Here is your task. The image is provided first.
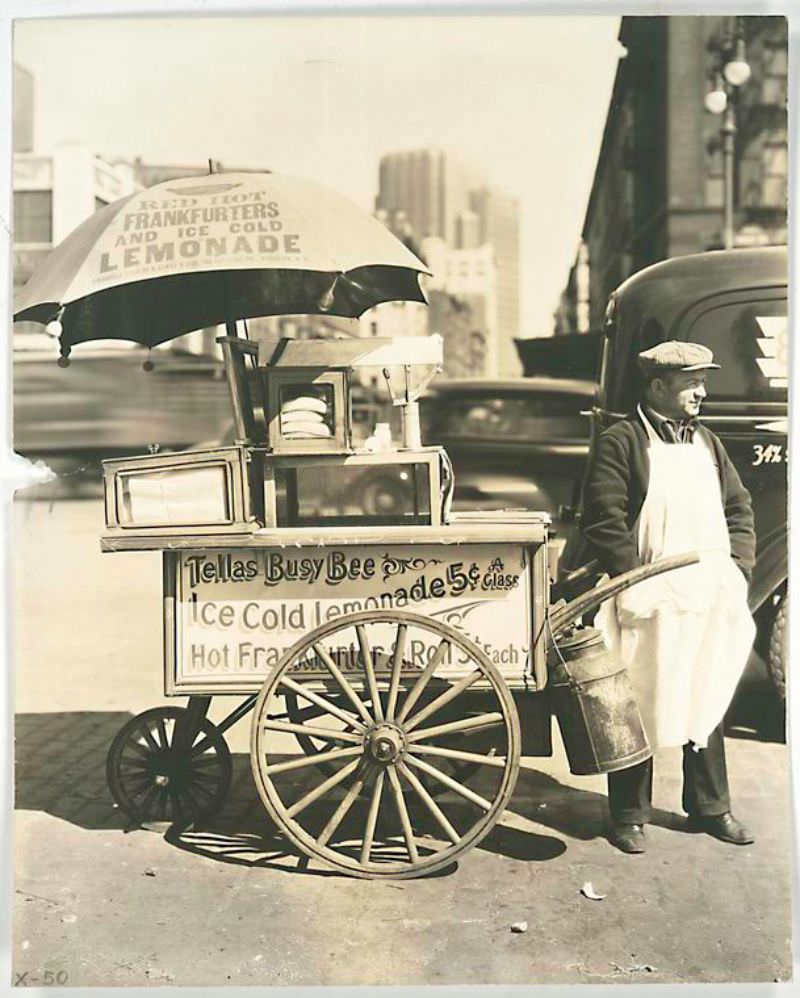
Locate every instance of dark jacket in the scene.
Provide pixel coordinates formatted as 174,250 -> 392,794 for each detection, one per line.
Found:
580,414 -> 756,580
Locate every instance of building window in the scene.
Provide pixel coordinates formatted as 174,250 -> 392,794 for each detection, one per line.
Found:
761,142 -> 787,207
761,75 -> 785,104
760,45 -> 787,104
705,137 -> 724,208
622,170 -> 635,219
14,190 -> 53,243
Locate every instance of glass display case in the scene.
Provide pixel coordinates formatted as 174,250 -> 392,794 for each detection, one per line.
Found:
263,448 -> 445,528
102,446 -> 263,535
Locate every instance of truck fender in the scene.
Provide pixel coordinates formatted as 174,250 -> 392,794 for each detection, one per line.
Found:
749,525 -> 788,613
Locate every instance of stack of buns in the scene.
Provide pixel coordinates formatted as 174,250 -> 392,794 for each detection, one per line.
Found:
280,395 -> 332,439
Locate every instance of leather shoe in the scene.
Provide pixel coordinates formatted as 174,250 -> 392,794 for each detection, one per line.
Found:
608,822 -> 646,854
686,812 -> 754,845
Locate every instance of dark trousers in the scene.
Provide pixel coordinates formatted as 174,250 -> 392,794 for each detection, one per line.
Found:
607,723 -> 730,825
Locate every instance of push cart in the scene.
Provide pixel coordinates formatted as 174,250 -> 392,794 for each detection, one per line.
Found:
100,333 -> 690,879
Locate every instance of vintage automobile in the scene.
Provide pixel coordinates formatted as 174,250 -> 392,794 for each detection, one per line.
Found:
327,377 -> 594,565
420,377 -> 593,518
205,376 -> 594,535
564,246 -> 788,696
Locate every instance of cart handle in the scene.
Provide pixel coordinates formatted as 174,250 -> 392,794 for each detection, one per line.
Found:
549,559 -> 600,603
548,551 -> 700,636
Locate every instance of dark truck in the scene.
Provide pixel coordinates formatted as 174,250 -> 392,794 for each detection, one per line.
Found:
566,246 -> 788,696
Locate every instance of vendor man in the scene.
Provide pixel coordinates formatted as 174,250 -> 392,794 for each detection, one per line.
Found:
580,341 -> 756,855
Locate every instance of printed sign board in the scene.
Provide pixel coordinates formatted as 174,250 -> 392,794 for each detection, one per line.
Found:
166,544 -> 534,694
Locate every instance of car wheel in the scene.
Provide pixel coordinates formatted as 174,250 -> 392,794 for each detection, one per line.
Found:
360,476 -> 411,517
768,593 -> 788,700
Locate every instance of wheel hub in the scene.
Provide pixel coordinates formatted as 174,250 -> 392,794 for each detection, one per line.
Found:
365,723 -> 405,765
145,749 -> 186,787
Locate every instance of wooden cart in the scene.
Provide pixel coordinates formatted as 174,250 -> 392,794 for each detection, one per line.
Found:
100,334 -> 687,878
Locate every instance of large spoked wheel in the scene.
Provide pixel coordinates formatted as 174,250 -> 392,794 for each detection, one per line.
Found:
251,610 -> 521,879
283,690 -> 479,794
107,706 -> 232,824
284,691 -> 362,774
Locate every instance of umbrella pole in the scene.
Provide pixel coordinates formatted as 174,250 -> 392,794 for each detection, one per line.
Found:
219,320 -> 257,444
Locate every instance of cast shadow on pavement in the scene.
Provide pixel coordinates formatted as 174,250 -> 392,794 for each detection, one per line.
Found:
166,756 -> 573,873
17,703 -> 776,876
724,678 -> 785,744
486,764 -> 686,860
15,710 -> 133,832
13,711 -> 346,877
160,755 -> 461,879
14,710 -> 595,876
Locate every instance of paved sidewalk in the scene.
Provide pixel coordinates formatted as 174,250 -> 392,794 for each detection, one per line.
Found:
11,498 -> 794,986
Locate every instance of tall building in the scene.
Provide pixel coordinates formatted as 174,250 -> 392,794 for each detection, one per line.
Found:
13,144 -> 138,307
421,237 -> 498,378
13,63 -> 34,154
376,148 -> 486,246
376,147 -> 521,375
470,187 -> 521,374
553,241 -> 590,337
559,15 -> 787,332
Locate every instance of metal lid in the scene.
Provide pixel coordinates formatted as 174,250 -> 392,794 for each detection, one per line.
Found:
552,627 -> 606,660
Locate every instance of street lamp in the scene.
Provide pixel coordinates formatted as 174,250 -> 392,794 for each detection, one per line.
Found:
723,36 -> 752,87
704,74 -> 728,115
705,19 -> 751,249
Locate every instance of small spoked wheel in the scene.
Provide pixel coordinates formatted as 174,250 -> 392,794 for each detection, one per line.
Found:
106,706 -> 232,824
251,610 -> 521,879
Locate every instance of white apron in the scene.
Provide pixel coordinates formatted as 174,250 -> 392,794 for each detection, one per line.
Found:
596,408 -> 755,749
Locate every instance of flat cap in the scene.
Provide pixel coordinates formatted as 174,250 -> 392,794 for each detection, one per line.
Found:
637,340 -> 720,376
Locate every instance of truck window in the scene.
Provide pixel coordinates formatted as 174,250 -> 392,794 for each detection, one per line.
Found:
686,297 -> 787,402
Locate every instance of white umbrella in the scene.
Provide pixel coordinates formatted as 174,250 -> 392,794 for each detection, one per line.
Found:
14,171 -> 429,360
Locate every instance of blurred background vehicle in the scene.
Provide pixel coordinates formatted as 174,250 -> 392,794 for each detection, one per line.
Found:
18,348 -> 594,545
421,378 -> 593,517
13,340 -> 231,498
257,376 -> 595,534
185,375 -> 594,535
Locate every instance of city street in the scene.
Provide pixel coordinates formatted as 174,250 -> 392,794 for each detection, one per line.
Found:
12,497 -> 793,987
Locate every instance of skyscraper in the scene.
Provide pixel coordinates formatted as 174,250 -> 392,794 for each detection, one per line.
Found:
376,147 -> 521,376
376,148 -> 486,247
470,187 -> 521,375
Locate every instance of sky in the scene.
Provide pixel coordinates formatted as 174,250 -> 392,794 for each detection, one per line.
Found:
13,13 -> 622,338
